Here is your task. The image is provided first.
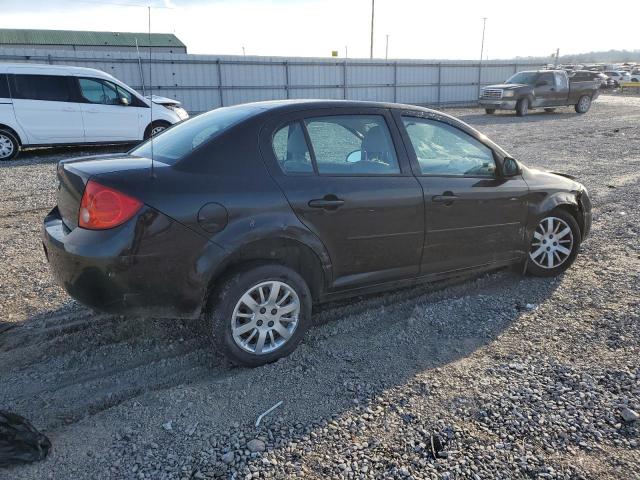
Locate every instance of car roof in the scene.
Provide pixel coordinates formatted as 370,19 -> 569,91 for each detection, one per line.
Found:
0,62 -> 113,79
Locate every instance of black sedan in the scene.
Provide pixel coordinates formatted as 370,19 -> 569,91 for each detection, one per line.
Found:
42,100 -> 592,366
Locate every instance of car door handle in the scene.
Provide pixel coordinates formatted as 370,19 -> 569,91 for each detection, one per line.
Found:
308,198 -> 345,209
432,194 -> 459,204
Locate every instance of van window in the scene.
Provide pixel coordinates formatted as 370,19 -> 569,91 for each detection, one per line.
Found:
0,74 -> 9,98
79,78 -> 121,105
11,74 -> 71,102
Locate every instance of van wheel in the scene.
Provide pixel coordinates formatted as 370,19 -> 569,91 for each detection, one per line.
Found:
516,98 -> 528,116
544,108 -> 556,113
144,121 -> 171,140
0,129 -> 19,161
575,95 -> 591,114
208,264 -> 312,367
484,109 -> 496,114
526,209 -> 581,277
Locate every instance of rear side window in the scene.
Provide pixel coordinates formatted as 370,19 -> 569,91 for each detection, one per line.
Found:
304,115 -> 399,175
11,74 -> 71,102
402,117 -> 496,177
0,74 -> 9,98
272,122 -> 313,174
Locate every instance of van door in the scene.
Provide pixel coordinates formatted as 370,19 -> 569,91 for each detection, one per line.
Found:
76,77 -> 143,142
9,74 -> 84,144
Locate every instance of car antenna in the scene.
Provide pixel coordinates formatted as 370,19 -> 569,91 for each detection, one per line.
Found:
148,5 -> 155,179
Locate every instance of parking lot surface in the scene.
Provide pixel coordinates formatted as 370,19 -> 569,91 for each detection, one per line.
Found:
1,95 -> 638,479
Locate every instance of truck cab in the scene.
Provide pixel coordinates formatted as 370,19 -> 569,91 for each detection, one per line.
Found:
479,70 -> 599,116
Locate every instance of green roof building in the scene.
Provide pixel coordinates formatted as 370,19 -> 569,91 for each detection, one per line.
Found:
0,28 -> 186,53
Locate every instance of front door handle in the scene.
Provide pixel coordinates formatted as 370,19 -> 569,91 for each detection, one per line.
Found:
308,198 -> 345,209
432,194 -> 459,204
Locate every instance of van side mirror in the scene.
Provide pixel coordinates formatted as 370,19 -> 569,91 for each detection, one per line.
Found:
502,157 -> 520,177
119,97 -> 130,106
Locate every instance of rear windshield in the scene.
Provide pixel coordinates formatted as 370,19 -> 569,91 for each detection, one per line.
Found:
130,105 -> 261,165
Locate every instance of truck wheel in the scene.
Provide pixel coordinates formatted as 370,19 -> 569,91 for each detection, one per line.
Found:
516,98 -> 528,116
484,109 -> 496,115
574,95 -> 591,114
544,108 -> 556,113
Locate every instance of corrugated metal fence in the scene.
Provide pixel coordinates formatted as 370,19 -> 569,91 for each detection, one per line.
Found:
0,48 -> 545,113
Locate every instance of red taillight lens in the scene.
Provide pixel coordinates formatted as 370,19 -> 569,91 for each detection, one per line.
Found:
78,180 -> 142,230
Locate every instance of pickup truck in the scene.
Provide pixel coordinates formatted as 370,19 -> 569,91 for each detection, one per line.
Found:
479,70 -> 600,116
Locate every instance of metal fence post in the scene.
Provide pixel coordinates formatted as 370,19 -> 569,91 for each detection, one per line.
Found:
513,63 -> 518,74
216,59 -> 224,107
477,61 -> 483,100
437,63 -> 442,107
284,61 -> 290,99
343,60 -> 347,99
393,61 -> 398,103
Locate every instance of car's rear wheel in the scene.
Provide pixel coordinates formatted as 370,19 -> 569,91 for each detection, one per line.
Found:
144,121 -> 171,140
575,95 -> 592,114
0,129 -> 19,161
485,108 -> 496,115
544,108 -> 556,113
526,210 -> 581,277
208,264 -> 312,367
516,98 -> 528,116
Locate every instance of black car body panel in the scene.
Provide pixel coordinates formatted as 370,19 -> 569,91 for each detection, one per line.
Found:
42,100 -> 592,318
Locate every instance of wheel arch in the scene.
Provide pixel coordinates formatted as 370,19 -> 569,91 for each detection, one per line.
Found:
534,193 -> 586,240
0,123 -> 22,145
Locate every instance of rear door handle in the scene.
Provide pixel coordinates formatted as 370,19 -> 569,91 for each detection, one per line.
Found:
308,198 -> 345,209
432,194 -> 459,203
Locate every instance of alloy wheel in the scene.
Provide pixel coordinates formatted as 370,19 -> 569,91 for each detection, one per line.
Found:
578,96 -> 590,111
0,134 -> 15,159
529,216 -> 574,269
231,281 -> 300,355
151,125 -> 166,136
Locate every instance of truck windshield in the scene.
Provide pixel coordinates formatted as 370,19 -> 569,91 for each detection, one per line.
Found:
505,72 -> 540,85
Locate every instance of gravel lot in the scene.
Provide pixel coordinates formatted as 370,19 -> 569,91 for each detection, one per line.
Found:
1,95 -> 638,480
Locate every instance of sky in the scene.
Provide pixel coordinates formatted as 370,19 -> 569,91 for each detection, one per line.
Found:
2,0 -> 638,60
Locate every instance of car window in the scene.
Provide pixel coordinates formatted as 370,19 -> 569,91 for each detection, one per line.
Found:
0,74 -> 9,98
79,78 -> 121,105
304,115 -> 400,175
272,122 -> 313,174
540,72 -> 555,86
11,74 -> 71,102
402,117 -> 496,177
555,72 -> 568,89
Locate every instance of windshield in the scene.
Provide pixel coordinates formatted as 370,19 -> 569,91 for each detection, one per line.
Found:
130,105 -> 262,165
505,72 -> 540,85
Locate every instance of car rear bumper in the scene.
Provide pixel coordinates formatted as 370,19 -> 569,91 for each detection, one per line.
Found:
478,99 -> 517,110
42,206 -> 220,318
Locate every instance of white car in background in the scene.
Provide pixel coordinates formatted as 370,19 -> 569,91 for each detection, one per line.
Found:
604,70 -> 631,86
0,63 -> 188,160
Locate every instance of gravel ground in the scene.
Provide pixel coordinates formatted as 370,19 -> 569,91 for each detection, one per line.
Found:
0,94 -> 638,480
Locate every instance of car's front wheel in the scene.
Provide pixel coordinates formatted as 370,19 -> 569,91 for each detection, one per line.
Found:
208,264 -> 312,367
516,98 -> 528,116
485,108 -> 496,115
144,121 -> 171,140
0,129 -> 20,161
575,95 -> 592,114
526,210 -> 581,277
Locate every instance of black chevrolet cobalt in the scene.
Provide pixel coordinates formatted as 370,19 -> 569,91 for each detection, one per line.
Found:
43,100 -> 592,366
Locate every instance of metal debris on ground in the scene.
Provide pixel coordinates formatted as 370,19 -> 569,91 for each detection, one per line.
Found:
0,411 -> 51,467
255,401 -> 283,427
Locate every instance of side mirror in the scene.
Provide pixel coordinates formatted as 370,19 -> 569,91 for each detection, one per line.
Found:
502,157 -> 520,177
119,97 -> 130,106
346,150 -> 361,163
535,80 -> 549,87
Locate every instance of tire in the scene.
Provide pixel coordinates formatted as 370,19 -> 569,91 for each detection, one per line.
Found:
574,95 -> 591,114
544,108 -> 556,113
516,98 -> 528,117
526,209 -> 581,277
484,109 -> 496,115
144,121 -> 171,140
632,78 -> 638,82
208,264 -> 312,367
0,129 -> 20,161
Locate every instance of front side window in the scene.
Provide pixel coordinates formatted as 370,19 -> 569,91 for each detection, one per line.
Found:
539,72 -> 554,86
272,122 -> 313,174
402,117 -> 496,177
12,74 -> 71,102
79,78 -> 121,105
304,115 -> 399,175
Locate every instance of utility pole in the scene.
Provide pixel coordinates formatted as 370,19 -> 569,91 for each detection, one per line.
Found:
478,17 -> 487,98
345,45 -> 348,58
370,0 -> 375,59
385,34 -> 389,60
554,48 -> 560,67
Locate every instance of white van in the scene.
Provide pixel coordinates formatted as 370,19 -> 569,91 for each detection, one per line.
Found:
0,63 -> 188,160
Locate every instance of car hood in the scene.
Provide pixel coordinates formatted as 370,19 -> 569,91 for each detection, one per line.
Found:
523,166 -> 582,190
145,94 -> 182,107
485,83 -> 529,90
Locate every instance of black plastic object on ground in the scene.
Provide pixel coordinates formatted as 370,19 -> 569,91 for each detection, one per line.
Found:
0,411 -> 51,467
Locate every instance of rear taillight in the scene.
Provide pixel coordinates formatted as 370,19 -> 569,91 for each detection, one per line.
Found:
79,180 -> 142,230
